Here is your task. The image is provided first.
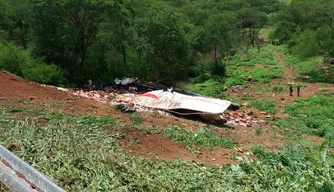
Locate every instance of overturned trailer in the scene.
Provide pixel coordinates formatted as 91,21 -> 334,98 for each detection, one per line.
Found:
116,89 -> 239,124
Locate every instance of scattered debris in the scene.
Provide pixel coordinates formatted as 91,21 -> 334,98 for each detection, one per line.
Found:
114,77 -> 201,96
241,102 -> 249,107
224,110 -> 265,127
230,85 -> 245,94
41,82 -> 266,127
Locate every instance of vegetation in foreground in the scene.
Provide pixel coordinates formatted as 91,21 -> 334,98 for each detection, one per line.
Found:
0,107 -> 333,191
164,125 -> 236,150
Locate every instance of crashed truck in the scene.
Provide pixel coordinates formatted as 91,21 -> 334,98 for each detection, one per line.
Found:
114,77 -> 239,124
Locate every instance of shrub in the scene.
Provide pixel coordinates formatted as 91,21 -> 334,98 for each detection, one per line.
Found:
21,59 -> 66,85
0,40 -> 65,85
0,40 -> 25,76
211,61 -> 226,76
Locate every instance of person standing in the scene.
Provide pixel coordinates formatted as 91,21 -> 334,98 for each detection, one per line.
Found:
289,84 -> 293,96
288,82 -> 294,96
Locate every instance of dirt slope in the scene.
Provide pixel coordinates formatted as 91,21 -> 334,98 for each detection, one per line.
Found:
0,70 -> 291,166
0,71 -> 239,166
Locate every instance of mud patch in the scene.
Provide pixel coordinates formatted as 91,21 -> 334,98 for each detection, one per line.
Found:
120,129 -> 239,166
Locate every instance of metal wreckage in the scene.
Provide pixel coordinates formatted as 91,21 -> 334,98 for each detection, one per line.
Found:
111,77 -> 240,124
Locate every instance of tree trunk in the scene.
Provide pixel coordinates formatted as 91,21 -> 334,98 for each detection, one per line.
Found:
21,22 -> 28,49
250,28 -> 255,47
119,22 -> 127,66
81,31 -> 86,68
214,44 -> 218,65
121,42 -> 127,66
151,53 -> 158,82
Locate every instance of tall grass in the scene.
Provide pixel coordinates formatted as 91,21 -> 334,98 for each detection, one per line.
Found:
164,126 -> 236,150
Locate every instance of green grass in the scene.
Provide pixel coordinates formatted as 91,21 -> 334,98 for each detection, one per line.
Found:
301,68 -> 334,84
250,100 -> 278,114
275,95 -> 334,146
225,44 -> 283,86
281,47 -> 334,83
113,104 -> 126,111
240,93 -> 254,101
184,78 -> 228,98
260,27 -> 274,40
233,44 -> 278,67
255,127 -> 263,136
130,112 -> 143,125
0,107 -> 333,191
269,85 -> 287,92
184,44 -> 283,93
163,126 -> 236,150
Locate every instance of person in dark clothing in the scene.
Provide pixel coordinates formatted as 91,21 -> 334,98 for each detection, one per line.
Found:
297,86 -> 301,97
97,79 -> 104,90
289,84 -> 293,96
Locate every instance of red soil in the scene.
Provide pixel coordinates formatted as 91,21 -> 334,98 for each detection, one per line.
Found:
0,70 -> 241,165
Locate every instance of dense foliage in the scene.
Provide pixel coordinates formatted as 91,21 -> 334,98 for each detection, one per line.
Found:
272,0 -> 334,60
0,0 -> 282,86
0,41 -> 65,84
1,0 -> 332,86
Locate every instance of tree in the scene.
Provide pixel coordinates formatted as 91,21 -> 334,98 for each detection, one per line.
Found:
273,0 -> 334,59
0,0 -> 11,37
237,8 -> 268,48
29,0 -> 110,82
0,0 -> 30,48
133,6 -> 190,83
30,0 -> 74,67
203,12 -> 236,75
64,0 -> 108,69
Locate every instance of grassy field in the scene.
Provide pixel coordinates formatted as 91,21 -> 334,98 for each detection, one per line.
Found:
275,95 -> 334,145
0,106 -> 333,191
163,125 -> 236,150
185,44 -> 283,97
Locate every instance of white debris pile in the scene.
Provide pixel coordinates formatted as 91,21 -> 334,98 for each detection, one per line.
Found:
72,90 -> 117,103
224,110 -> 266,127
40,84 -> 69,92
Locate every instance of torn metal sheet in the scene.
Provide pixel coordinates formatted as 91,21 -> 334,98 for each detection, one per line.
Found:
130,90 -> 232,115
